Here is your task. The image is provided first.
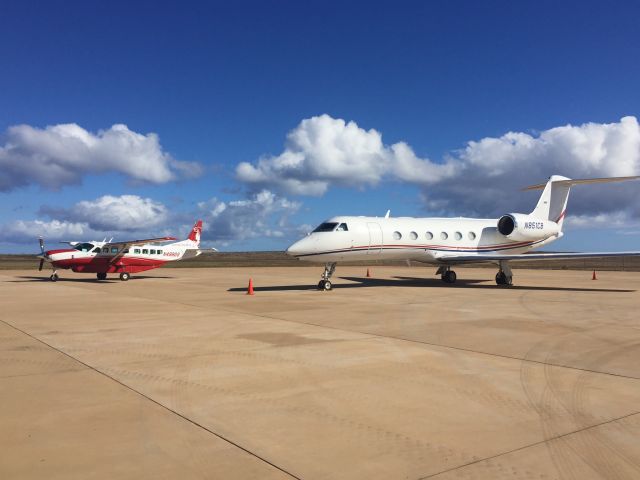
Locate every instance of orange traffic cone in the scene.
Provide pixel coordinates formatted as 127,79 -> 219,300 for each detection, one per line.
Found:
247,278 -> 255,295
592,270 -> 597,280
366,268 -> 371,278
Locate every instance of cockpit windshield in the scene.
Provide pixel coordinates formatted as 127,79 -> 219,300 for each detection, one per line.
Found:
313,222 -> 339,232
74,242 -> 94,252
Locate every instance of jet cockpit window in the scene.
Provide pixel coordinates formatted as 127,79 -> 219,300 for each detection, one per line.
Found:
337,223 -> 348,231
313,222 -> 339,232
74,243 -> 94,252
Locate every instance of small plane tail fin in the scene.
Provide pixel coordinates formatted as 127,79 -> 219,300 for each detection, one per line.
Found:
525,175 -> 640,230
187,220 -> 202,246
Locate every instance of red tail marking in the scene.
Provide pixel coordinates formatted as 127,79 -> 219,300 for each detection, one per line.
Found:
188,220 -> 203,242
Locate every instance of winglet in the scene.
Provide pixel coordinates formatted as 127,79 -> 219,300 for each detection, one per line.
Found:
384,210 -> 390,219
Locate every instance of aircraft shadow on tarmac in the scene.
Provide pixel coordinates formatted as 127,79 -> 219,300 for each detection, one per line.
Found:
227,275 -> 635,293
8,275 -> 175,283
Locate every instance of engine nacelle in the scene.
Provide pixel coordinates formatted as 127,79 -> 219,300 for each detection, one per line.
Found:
497,213 -> 560,242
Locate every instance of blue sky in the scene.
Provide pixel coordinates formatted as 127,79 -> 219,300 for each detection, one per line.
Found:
1,1 -> 639,252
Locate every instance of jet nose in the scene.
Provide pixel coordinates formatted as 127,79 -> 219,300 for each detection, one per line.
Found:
286,237 -> 313,256
286,240 -> 303,256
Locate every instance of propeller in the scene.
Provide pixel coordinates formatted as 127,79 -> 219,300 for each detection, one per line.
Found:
38,237 -> 45,271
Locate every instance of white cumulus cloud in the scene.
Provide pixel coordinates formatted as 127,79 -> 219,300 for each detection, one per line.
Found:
0,219 -> 90,244
237,114 -> 640,223
236,114 -> 456,196
198,190 -> 301,241
0,123 -> 203,191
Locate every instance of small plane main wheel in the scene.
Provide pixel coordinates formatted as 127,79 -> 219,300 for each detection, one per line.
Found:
323,280 -> 333,291
50,273 -> 59,282
318,280 -> 326,290
119,272 -> 130,281
97,272 -> 107,280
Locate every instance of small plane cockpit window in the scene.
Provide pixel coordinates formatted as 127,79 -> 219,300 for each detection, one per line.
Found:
92,247 -> 101,253
313,222 -> 339,232
111,247 -> 119,254
336,223 -> 348,231
74,243 -> 94,252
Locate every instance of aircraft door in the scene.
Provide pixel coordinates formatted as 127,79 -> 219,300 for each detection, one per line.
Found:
367,223 -> 383,254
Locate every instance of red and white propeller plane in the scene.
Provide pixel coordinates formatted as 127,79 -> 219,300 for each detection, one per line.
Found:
286,175 -> 640,290
37,220 -> 206,282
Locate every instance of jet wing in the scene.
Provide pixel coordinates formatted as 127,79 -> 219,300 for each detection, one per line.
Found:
438,251 -> 640,264
104,236 -> 177,264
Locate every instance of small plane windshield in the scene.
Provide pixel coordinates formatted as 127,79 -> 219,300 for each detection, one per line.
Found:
74,243 -> 94,252
313,222 -> 339,232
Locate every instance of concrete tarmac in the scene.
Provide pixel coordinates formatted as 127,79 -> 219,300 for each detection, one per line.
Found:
1,266 -> 640,479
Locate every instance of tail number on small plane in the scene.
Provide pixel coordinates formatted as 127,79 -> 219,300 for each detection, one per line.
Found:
164,252 -> 180,257
524,222 -> 544,229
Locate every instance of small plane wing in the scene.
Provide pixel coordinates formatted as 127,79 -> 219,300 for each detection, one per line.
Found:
439,251 -> 640,264
105,236 -> 177,249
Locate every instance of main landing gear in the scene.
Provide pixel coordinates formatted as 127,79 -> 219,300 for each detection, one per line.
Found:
97,272 -> 107,281
318,262 -> 336,291
495,262 -> 513,286
119,272 -> 130,281
436,266 -> 457,284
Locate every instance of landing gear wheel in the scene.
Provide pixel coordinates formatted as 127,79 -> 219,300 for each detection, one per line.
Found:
318,280 -> 325,290
323,280 -> 332,291
495,272 -> 512,286
442,270 -> 457,284
119,272 -> 130,281
50,273 -> 59,282
97,272 -> 107,280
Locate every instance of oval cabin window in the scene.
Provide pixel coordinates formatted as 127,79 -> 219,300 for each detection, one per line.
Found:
410,231 -> 418,240
393,231 -> 402,240
468,232 -> 477,240
426,231 -> 433,240
440,232 -> 448,240
454,231 -> 462,240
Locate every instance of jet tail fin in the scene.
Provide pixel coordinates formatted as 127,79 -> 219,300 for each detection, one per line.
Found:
526,175 -> 640,229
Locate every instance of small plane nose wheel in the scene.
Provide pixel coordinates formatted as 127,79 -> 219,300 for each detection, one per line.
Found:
50,272 -> 59,282
119,272 -> 130,281
318,262 -> 336,291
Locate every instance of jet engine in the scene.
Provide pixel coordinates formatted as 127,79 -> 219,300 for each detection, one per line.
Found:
497,214 -> 560,242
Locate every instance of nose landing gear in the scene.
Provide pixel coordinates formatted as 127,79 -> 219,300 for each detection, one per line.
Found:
318,262 -> 336,291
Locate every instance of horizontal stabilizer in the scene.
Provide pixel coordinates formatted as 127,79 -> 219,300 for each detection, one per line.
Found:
523,176 -> 640,191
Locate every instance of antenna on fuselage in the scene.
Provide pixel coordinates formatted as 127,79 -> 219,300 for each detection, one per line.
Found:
384,210 -> 390,219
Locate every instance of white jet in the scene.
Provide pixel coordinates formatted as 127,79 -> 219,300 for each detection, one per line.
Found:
286,175 -> 640,290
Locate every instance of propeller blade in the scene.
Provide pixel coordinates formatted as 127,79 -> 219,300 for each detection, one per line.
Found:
38,259 -> 44,271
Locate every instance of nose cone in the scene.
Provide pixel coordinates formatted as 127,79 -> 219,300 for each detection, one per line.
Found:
286,236 -> 315,257
286,239 -> 304,256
